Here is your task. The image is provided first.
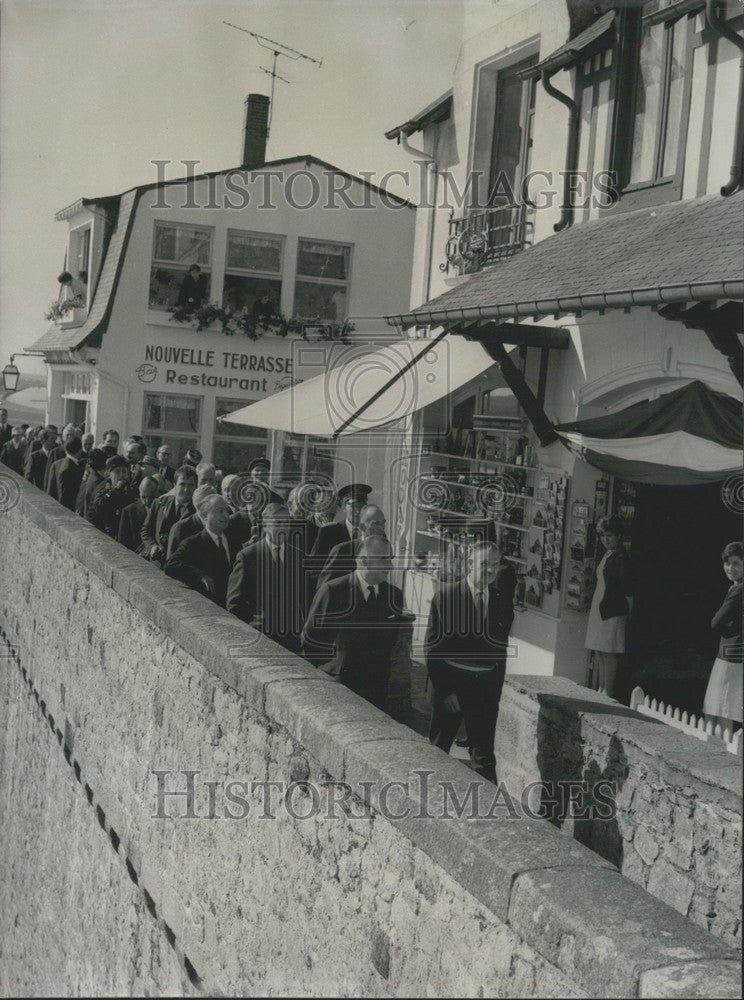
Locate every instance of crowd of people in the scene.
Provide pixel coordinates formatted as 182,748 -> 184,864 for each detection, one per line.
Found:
0,411 -> 516,780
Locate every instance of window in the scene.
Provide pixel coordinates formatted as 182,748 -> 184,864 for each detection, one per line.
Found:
223,231 -> 283,314
212,398 -> 268,474
275,432 -> 335,484
149,223 -> 212,309
613,4 -> 693,197
294,239 -> 351,321
143,393 -> 201,465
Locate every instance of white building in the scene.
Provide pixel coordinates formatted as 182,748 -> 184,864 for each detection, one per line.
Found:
380,0 -> 743,699
28,95 -> 416,494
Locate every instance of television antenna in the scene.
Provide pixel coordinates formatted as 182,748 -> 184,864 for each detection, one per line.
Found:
223,22 -> 323,136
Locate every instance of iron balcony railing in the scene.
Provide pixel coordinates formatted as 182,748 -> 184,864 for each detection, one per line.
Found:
441,202 -> 534,276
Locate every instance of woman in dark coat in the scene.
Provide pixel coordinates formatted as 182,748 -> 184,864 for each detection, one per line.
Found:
585,514 -> 633,699
703,541 -> 743,734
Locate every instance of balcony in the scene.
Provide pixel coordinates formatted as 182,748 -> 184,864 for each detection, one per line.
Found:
440,203 -> 534,277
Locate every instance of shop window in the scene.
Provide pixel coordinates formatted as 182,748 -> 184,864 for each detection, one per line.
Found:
149,222 -> 212,309
294,239 -> 351,321
213,398 -> 268,475
612,4 -> 693,201
143,392 -> 201,465
223,231 -> 283,314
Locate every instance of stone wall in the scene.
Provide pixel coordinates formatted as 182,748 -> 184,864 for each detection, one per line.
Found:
495,676 -> 742,948
0,470 -> 741,998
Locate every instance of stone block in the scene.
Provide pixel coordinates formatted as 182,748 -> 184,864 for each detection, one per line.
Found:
633,824 -> 661,866
265,679 -> 424,779
344,738 -> 615,922
508,867 -> 737,997
638,960 -> 743,999
647,858 -> 695,916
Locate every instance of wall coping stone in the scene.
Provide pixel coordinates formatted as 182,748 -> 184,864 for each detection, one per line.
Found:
504,675 -> 743,800
4,470 -> 742,999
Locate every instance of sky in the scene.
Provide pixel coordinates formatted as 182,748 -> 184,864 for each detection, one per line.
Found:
0,0 -> 479,376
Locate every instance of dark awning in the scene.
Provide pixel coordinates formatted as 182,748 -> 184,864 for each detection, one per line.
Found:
555,381 -> 743,485
387,191 -> 744,329
519,11 -> 616,79
385,91 -> 453,142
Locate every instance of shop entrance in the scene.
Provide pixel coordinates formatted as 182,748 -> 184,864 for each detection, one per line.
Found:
624,482 -> 740,713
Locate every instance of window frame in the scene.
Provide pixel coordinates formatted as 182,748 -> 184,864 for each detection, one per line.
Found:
609,4 -> 697,210
222,229 -> 284,313
293,237 -> 353,322
149,221 -> 214,311
142,392 -> 203,464
212,397 -> 269,475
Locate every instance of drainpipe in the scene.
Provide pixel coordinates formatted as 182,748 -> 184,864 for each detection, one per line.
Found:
398,132 -> 439,307
706,0 -> 744,196
541,68 -> 579,232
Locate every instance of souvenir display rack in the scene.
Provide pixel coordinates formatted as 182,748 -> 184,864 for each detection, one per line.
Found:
410,416 -> 569,617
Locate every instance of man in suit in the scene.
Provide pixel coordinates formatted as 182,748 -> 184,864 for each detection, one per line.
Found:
46,435 -> 86,510
177,263 -> 208,308
88,457 -> 138,537
316,503 -> 386,592
166,483 -> 217,558
118,476 -> 160,553
0,409 -> 12,447
43,423 -> 80,491
227,503 -> 308,653
155,444 -> 176,489
141,464 -> 197,566
309,482 -> 372,564
0,425 -> 27,474
166,495 -> 237,607
25,426 -> 58,489
425,540 -> 515,782
302,536 -> 408,711
287,483 -> 337,556
75,448 -> 109,516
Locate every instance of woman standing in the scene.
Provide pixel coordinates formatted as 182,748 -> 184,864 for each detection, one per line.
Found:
703,541 -> 743,734
585,514 -> 633,698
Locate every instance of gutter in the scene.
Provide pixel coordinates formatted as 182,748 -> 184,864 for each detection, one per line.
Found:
541,69 -> 579,232
706,0 -> 744,196
386,279 -> 744,328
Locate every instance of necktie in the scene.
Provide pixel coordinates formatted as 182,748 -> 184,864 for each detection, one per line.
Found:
474,590 -> 485,633
367,585 -> 377,613
217,535 -> 230,573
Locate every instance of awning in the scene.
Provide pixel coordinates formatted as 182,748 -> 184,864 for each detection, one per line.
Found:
519,11 -> 615,79
387,191 -> 744,329
555,381 -> 743,485
223,332 -> 498,437
385,90 -> 453,142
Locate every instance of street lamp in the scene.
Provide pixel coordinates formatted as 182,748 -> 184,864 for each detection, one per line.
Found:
2,356 -> 20,393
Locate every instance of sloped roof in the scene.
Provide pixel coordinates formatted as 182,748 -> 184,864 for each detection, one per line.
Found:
519,11 -> 615,78
387,192 -> 744,328
27,188 -> 139,354
28,154 -> 416,358
385,90 -> 453,141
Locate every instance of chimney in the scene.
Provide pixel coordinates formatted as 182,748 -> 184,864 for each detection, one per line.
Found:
242,93 -> 270,170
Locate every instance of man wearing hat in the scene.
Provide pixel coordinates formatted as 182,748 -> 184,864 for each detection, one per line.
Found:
310,483 -> 372,563
0,425 -> 27,475
88,457 -> 137,537
183,448 -> 203,469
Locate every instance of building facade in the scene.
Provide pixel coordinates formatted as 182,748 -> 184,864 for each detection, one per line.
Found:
383,0 -> 743,703
28,144 -> 416,499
